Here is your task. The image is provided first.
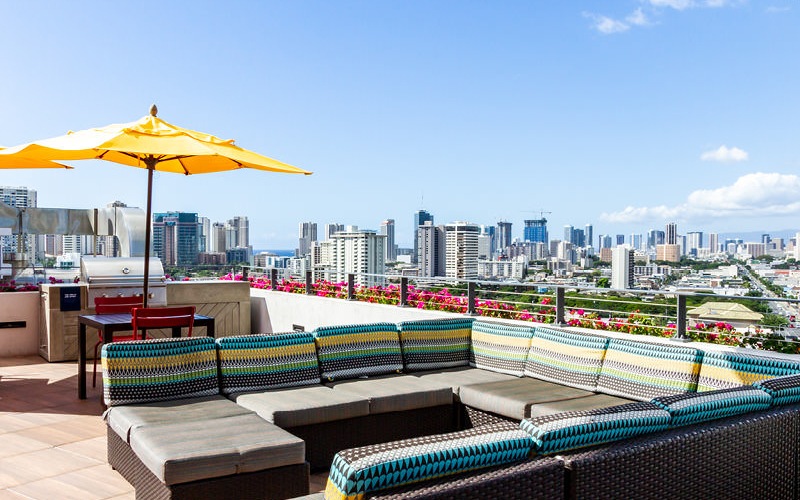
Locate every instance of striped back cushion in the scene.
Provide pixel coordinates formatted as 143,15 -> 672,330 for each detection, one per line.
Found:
525,326 -> 609,391
754,374 -> 800,406
216,332 -> 321,395
313,323 -> 403,381
398,318 -> 474,371
520,402 -> 670,455
470,321 -> 535,376
325,422 -> 533,500
102,337 -> 219,406
697,350 -> 800,392
596,339 -> 702,401
651,386 -> 771,427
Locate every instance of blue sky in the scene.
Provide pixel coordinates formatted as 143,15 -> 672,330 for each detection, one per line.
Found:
1,1 -> 797,249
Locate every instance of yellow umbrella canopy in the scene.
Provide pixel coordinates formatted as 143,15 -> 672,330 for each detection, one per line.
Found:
0,148 -> 72,169
0,105 -> 311,305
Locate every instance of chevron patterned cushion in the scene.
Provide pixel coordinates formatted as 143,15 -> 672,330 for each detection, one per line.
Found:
520,402 -> 670,455
324,422 -> 533,500
469,321 -> 535,376
651,386 -> 771,426
753,373 -> 800,406
216,332 -> 321,395
596,339 -> 702,401
398,318 -> 474,372
697,350 -> 800,392
313,323 -> 403,381
524,326 -> 609,391
102,337 -> 219,407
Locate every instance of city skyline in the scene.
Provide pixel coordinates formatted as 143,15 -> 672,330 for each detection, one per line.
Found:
0,2 -> 797,249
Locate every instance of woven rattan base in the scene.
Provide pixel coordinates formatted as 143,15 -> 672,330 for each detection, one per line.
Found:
371,456 -> 565,500
107,427 -> 310,500
286,404 -> 455,470
461,404 -> 519,429
561,405 -> 800,500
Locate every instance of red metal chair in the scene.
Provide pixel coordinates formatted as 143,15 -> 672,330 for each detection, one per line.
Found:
131,306 -> 196,339
93,295 -> 144,387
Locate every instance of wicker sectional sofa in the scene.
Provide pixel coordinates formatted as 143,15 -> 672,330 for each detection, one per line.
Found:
101,317 -> 800,499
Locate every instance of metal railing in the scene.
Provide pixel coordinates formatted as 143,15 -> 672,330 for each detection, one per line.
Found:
232,268 -> 800,354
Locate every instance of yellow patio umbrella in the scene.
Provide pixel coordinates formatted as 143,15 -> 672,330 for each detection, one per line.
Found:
0,105 -> 311,305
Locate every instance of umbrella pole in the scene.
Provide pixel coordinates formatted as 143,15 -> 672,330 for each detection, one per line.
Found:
142,156 -> 156,308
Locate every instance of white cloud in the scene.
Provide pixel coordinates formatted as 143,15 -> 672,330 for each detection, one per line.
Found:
700,145 -> 749,162
626,8 -> 651,26
584,12 -> 630,34
649,0 -> 696,10
766,6 -> 791,14
600,172 -> 800,223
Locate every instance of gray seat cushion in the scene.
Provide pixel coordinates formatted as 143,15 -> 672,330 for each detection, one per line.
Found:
104,395 -> 253,442
526,392 -> 633,418
459,378 -> 604,420
232,385 -> 371,428
129,413 -> 305,486
327,374 -> 453,414
412,367 -> 519,394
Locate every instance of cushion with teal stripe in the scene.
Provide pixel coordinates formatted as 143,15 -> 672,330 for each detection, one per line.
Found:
753,373 -> 800,406
102,337 -> 219,407
520,402 -> 670,455
697,350 -> 800,392
596,339 -> 702,401
216,332 -> 321,395
525,326 -> 609,392
324,422 -> 533,500
398,318 -> 474,372
313,323 -> 403,381
470,321 -> 535,377
651,386 -> 771,426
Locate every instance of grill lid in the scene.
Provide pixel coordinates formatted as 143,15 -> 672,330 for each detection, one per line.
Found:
80,257 -> 165,285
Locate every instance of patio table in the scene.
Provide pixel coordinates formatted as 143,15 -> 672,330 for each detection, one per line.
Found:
77,312 -> 215,399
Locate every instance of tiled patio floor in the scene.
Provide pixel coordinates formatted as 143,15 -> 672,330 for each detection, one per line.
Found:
0,356 -> 326,499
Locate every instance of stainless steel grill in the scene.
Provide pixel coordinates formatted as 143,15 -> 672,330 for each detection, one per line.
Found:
80,256 -> 167,307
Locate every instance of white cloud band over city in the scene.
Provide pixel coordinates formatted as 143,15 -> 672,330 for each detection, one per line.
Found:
600,172 -> 800,223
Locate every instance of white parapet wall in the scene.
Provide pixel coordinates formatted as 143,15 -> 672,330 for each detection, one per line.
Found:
250,288 -> 463,333
0,291 -> 40,356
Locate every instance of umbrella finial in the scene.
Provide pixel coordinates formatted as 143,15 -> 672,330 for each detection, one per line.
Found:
150,104 -> 158,117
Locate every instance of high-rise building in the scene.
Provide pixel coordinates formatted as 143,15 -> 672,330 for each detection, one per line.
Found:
0,186 -> 38,261
226,216 -> 249,249
477,233 -> 492,260
496,221 -> 512,253
572,228 -> 585,248
629,234 -> 643,251
297,222 -> 317,257
795,233 -> 800,261
445,222 -> 480,279
413,210 -> 433,264
656,244 -> 680,263
153,212 -> 200,265
666,222 -> 677,245
198,217 -> 211,253
598,234 -> 612,249
686,232 -> 703,257
480,225 -> 496,258
329,226 -> 386,286
523,219 -> 548,244
417,222 -> 446,277
380,219 -> 396,261
611,245 -> 635,289
584,224 -> 593,250
563,225 -> 574,244
616,234 -> 625,246
708,233 -> 719,253
324,223 -> 344,240
647,229 -> 665,249
210,222 -> 226,253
